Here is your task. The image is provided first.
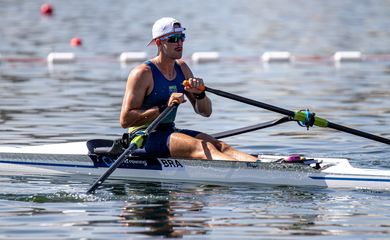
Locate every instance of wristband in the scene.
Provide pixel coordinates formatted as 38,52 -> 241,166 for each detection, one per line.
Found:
193,91 -> 206,100
158,104 -> 167,113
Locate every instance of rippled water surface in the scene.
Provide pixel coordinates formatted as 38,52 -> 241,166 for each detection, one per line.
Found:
1,0 -> 389,239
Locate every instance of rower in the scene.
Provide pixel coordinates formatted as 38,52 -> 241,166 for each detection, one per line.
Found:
119,17 -> 257,162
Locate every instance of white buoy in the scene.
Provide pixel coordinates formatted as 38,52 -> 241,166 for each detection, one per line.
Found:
47,52 -> 76,64
261,51 -> 292,62
119,52 -> 147,63
191,52 -> 220,63
333,51 -> 362,62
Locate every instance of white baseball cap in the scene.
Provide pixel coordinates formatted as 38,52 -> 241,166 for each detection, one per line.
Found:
147,17 -> 186,46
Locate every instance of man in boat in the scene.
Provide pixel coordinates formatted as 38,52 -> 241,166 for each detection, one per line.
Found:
120,17 -> 257,162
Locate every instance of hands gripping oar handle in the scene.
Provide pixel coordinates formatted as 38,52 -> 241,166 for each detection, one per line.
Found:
87,104 -> 178,194
183,80 -> 389,145
183,80 -> 206,92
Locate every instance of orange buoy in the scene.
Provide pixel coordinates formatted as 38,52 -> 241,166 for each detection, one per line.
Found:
70,37 -> 82,47
40,3 -> 54,16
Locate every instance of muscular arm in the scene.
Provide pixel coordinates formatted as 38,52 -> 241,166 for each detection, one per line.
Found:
177,60 -> 212,117
119,65 -> 160,128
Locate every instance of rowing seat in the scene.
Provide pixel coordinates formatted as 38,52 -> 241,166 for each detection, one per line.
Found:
86,138 -> 159,158
87,139 -> 125,156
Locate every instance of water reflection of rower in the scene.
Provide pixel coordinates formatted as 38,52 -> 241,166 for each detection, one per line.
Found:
118,182 -> 209,237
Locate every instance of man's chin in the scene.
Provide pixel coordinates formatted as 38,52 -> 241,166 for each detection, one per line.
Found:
173,52 -> 183,59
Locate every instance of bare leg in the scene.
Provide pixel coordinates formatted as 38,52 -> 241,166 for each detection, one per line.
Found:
195,133 -> 257,162
169,132 -> 257,162
169,132 -> 236,160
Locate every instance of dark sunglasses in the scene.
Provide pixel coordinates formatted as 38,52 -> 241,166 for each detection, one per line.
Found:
160,33 -> 186,43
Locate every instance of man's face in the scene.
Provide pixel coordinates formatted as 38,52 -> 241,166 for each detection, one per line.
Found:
159,32 -> 185,59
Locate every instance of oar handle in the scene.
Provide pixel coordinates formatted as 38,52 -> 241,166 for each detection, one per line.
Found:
183,80 -> 206,92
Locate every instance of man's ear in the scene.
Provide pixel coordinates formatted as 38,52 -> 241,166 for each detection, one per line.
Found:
156,39 -> 161,45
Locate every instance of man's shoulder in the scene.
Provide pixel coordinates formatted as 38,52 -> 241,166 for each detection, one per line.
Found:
130,62 -> 152,78
135,62 -> 152,72
176,59 -> 192,77
176,58 -> 188,67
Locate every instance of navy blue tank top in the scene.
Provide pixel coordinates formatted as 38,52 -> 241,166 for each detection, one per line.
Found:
142,60 -> 185,123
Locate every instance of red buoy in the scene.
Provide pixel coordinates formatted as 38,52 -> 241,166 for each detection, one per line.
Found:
70,37 -> 82,47
40,3 -> 54,16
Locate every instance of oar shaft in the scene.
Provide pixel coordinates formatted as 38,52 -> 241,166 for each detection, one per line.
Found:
206,87 -> 296,117
145,104 -> 177,133
328,122 -> 390,145
204,85 -> 389,145
86,143 -> 137,194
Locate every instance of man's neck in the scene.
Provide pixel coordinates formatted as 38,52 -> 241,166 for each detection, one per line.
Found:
152,56 -> 176,79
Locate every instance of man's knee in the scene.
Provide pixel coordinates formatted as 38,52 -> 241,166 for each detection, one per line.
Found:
213,140 -> 231,152
195,133 -> 229,151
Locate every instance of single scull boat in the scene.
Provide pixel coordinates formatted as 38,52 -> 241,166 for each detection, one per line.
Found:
1,85 -> 389,192
0,139 -> 389,190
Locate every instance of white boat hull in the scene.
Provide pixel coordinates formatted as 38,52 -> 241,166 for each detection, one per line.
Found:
0,142 -> 389,190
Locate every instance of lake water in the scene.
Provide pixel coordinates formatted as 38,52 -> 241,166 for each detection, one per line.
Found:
0,0 -> 389,239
